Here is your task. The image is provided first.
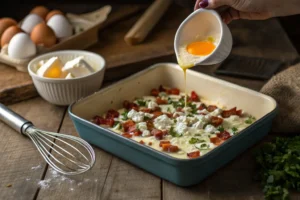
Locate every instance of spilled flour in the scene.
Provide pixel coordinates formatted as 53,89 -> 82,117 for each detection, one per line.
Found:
26,165 -> 98,191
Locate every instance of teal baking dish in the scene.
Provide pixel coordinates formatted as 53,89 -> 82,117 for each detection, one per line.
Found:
68,63 -> 277,186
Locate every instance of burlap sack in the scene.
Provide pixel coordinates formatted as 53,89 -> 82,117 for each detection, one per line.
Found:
260,62 -> 300,133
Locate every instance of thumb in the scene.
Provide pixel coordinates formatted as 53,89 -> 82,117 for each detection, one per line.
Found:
198,0 -> 236,9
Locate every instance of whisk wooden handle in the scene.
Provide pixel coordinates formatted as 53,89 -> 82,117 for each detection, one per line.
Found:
0,103 -> 33,134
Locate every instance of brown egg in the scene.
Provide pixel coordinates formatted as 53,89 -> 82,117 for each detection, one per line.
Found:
30,6 -> 49,19
30,22 -> 56,48
0,18 -> 17,39
1,25 -> 22,47
45,10 -> 64,22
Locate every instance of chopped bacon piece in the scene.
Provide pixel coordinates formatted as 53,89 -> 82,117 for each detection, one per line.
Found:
217,131 -> 231,140
159,85 -> 167,92
176,107 -> 183,112
151,129 -> 164,140
106,109 -> 119,119
139,140 -> 145,145
156,97 -> 167,105
211,116 -> 223,127
140,108 -> 151,113
210,137 -> 223,145
148,142 -> 153,146
198,104 -> 207,111
131,130 -> 142,136
122,133 -> 132,138
190,91 -> 200,102
207,105 -> 218,112
221,107 -> 243,118
123,100 -> 139,111
159,140 -> 170,147
105,118 -> 115,127
167,88 -> 180,95
151,89 -> 159,96
122,120 -> 135,132
152,111 -> 163,118
162,144 -> 179,152
187,151 -> 200,158
166,113 -> 173,118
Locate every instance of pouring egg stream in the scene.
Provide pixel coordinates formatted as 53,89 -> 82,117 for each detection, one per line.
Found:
177,36 -> 216,106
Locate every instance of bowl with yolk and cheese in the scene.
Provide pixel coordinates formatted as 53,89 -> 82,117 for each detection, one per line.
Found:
28,50 -> 106,106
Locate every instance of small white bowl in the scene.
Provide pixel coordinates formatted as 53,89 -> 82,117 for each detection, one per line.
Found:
28,50 -> 106,106
174,9 -> 232,66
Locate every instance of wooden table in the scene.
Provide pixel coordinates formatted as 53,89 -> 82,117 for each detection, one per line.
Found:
0,10 -> 300,200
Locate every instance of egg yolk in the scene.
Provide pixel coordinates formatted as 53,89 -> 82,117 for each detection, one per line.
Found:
44,65 -> 62,78
186,41 -> 215,56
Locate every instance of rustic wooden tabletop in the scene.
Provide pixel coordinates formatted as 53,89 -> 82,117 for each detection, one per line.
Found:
0,4 -> 300,200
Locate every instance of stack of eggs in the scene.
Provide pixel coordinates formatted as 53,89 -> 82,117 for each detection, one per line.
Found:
0,6 -> 73,59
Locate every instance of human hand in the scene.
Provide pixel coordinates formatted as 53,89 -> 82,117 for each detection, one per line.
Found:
194,0 -> 300,24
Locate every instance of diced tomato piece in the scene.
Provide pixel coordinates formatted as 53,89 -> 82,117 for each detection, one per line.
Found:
146,121 -> 154,131
159,140 -> 170,147
128,125 -> 137,133
159,85 -> 167,92
152,129 -> 164,140
187,151 -> 200,158
151,89 -> 159,96
139,140 -> 145,145
123,100 -> 139,111
122,120 -> 135,132
156,97 -> 167,105
106,109 -> 119,119
148,142 -> 153,146
152,111 -> 163,118
167,88 -> 180,95
162,144 -> 179,152
93,116 -> 106,125
207,105 -> 218,112
217,131 -> 231,140
132,130 -> 142,136
152,106 -> 161,112
211,116 -> 223,127
198,104 -> 207,110
190,91 -> 200,102
140,108 -> 151,113
221,107 -> 237,118
210,137 -> 223,145
162,130 -> 169,135
122,133 -> 132,138
105,118 -> 115,127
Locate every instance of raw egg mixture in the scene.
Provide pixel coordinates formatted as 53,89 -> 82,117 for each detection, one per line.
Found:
0,5 -> 74,59
92,86 -> 256,159
35,56 -> 94,79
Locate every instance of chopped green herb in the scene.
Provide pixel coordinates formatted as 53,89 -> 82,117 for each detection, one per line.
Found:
194,134 -> 201,136
245,115 -> 256,124
144,116 -> 150,121
121,111 -> 128,120
136,99 -> 146,106
217,126 -> 225,132
172,101 -> 183,108
169,127 -> 181,137
232,127 -> 238,134
254,136 -> 300,200
113,121 -> 119,127
200,143 -> 207,148
167,107 -> 171,112
187,114 -> 194,117
189,137 -> 206,144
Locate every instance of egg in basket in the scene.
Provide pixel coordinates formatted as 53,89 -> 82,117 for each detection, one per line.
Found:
0,5 -> 111,72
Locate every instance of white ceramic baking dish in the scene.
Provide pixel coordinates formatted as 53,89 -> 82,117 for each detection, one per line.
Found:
69,63 -> 277,186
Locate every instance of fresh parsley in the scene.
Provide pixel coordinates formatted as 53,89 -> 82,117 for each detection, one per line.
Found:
245,115 -> 256,124
217,126 -> 225,132
232,127 -> 238,135
144,116 -> 150,121
121,111 -> 128,120
169,127 -> 181,137
167,107 -> 171,112
189,137 -> 206,144
254,136 -> 300,200
136,99 -> 146,106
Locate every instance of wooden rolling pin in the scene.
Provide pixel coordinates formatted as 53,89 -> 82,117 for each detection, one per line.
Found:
124,0 -> 173,45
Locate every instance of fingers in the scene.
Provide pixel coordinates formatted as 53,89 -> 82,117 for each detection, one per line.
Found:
195,0 -> 236,9
194,0 -> 202,10
220,8 -> 271,24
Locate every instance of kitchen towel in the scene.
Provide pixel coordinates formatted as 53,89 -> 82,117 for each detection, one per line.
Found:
260,62 -> 300,133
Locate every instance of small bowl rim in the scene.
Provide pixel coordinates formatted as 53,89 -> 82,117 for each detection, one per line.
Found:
28,50 -> 106,82
174,8 -> 225,64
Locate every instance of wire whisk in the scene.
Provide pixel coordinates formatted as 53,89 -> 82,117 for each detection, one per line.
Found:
0,103 -> 95,175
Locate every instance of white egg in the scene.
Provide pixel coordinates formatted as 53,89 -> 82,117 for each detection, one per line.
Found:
21,14 -> 44,33
8,33 -> 36,59
47,15 -> 73,39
